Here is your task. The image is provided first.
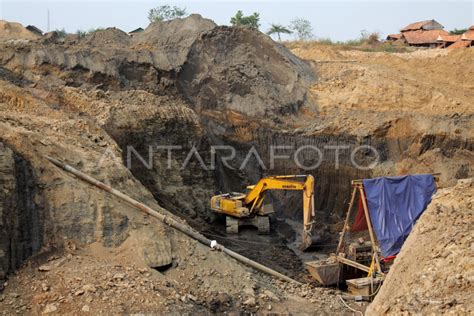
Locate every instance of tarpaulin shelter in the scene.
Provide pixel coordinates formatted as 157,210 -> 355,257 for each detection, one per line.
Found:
335,174 -> 438,276
363,175 -> 436,257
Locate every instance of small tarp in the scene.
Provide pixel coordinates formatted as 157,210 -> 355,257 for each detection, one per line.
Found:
363,174 -> 436,257
351,196 -> 368,232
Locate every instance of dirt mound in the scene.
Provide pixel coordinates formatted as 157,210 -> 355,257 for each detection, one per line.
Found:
83,27 -> 131,47
179,26 -> 316,116
0,14 -> 316,118
132,14 -> 217,70
287,42 -> 345,61
367,178 -> 474,315
0,20 -> 40,41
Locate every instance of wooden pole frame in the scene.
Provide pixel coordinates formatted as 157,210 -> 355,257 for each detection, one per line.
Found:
336,181 -> 383,275
336,174 -> 440,275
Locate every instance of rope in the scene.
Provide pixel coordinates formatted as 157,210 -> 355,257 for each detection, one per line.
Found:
338,295 -> 363,316
366,277 -> 383,297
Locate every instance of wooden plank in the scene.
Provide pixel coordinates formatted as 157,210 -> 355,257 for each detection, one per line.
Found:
359,186 -> 383,273
336,186 -> 357,254
336,256 -> 370,273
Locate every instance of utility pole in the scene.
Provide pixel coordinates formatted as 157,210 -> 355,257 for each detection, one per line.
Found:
47,9 -> 50,32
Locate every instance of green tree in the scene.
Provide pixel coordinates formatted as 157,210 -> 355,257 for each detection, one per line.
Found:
267,23 -> 292,41
449,28 -> 468,35
230,10 -> 260,30
290,18 -> 314,41
55,28 -> 67,38
148,4 -> 187,22
76,30 -> 86,39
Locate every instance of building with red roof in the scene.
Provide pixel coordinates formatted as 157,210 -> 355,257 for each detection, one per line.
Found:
387,19 -> 447,47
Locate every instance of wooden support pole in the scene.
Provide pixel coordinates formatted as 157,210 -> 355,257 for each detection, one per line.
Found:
359,186 -> 382,274
45,156 -> 302,285
336,186 -> 357,254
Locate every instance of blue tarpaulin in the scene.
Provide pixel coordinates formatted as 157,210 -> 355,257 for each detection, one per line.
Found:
363,174 -> 436,257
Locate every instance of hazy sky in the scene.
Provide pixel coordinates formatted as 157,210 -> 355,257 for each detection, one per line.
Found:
1,0 -> 473,41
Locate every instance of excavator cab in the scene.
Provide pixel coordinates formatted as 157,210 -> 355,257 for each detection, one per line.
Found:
210,175 -> 319,251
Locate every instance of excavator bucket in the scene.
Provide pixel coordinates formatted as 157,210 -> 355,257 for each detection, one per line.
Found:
301,230 -> 320,251
300,175 -> 318,251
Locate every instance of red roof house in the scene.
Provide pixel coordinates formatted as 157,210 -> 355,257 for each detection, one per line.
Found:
386,33 -> 402,41
398,19 -> 446,47
402,29 -> 448,47
401,19 -> 444,32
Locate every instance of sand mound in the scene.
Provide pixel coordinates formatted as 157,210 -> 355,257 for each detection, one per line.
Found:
132,14 -> 217,70
287,42 -> 345,61
0,20 -> 40,41
83,27 -> 131,47
367,179 -> 474,315
179,26 -> 316,116
0,15 -> 316,119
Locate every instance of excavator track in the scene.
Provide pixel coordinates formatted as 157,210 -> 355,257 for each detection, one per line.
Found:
256,216 -> 270,234
225,216 -> 270,235
226,216 -> 240,234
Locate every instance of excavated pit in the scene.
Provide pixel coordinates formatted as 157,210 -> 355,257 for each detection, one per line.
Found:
0,15 -> 472,314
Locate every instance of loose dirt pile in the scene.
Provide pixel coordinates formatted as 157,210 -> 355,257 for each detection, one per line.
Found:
0,20 -> 40,41
132,14 -> 217,70
367,178 -> 473,315
0,236 -> 346,314
82,27 -> 131,48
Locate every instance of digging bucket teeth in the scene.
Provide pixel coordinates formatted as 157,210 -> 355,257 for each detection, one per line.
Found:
300,231 -> 320,252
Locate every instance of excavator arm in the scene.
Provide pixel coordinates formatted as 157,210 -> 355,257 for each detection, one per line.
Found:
244,175 -> 317,250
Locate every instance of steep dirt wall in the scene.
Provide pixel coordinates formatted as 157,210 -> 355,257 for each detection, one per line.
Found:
0,78 -> 184,283
0,143 -> 43,282
366,179 -> 474,315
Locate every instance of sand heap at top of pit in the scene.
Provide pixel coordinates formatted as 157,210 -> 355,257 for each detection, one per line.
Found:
0,15 -> 316,118
0,20 -> 41,41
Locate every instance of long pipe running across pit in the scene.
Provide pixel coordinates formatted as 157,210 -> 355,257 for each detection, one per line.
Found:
45,156 -> 302,285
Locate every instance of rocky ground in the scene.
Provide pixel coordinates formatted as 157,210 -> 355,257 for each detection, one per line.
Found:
0,240 -> 348,315
0,17 -> 472,314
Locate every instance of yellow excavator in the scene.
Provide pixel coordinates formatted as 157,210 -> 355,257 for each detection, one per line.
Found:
210,175 -> 318,251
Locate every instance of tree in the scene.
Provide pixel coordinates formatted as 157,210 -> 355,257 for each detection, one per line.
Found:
450,28 -> 468,35
55,28 -> 67,38
267,23 -> 292,41
76,30 -> 86,39
148,4 -> 187,22
290,18 -> 314,41
230,10 -> 260,30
